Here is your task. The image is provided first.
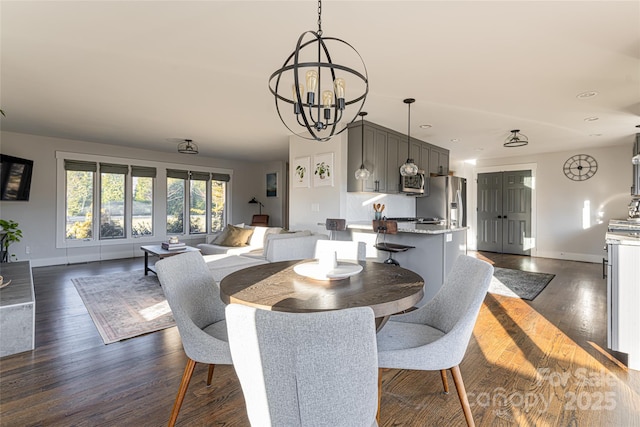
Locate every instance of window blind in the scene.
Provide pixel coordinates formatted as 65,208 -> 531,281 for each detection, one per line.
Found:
211,173 -> 231,182
166,169 -> 189,180
131,166 -> 157,178
64,160 -> 97,172
100,163 -> 129,174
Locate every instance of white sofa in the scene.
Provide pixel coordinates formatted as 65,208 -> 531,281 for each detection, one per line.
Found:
201,230 -> 329,283
197,225 -> 283,256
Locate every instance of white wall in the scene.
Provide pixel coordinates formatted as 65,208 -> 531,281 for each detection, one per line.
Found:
458,143 -> 631,263
0,131 -> 285,266
288,132 -> 348,233
258,160 -> 287,228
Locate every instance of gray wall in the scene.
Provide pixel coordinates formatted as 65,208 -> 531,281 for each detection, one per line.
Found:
0,131 -> 286,266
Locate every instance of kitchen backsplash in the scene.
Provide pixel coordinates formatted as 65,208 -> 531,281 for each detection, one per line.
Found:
346,193 -> 416,222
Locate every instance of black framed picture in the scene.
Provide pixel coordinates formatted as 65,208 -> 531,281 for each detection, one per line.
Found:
266,172 -> 277,197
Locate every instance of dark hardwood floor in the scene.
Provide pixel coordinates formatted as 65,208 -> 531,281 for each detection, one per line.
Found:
1,253 -> 639,426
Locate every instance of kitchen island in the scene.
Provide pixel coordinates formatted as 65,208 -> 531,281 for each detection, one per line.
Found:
605,231 -> 640,371
347,221 -> 468,305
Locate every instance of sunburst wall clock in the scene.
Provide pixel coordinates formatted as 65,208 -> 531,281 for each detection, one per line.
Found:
563,154 -> 598,181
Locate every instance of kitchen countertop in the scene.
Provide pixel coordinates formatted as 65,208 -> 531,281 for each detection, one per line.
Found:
347,221 -> 468,235
606,232 -> 640,246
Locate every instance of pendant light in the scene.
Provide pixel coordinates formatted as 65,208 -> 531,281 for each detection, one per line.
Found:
504,129 -> 529,147
399,98 -> 418,176
354,112 -> 371,180
269,0 -> 369,142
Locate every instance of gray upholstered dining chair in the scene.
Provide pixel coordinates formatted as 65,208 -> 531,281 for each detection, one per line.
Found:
226,304 -> 379,427
376,255 -> 493,427
314,239 -> 366,262
155,251 -> 232,427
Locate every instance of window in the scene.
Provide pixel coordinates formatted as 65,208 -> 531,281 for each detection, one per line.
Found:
189,171 -> 209,234
166,169 -> 187,235
131,166 -> 156,237
57,152 -> 232,248
211,173 -> 230,232
99,163 -> 128,239
64,160 -> 96,240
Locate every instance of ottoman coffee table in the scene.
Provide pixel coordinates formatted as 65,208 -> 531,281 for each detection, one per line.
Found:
140,245 -> 200,276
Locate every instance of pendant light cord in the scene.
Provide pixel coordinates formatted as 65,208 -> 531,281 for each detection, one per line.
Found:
407,101 -> 411,159
317,0 -> 322,36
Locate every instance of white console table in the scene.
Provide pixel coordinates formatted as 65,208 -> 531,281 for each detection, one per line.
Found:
0,261 -> 35,358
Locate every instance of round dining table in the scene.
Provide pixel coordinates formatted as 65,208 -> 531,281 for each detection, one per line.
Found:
219,259 -> 424,330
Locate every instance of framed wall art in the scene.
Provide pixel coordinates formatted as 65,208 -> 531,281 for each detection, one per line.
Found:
266,172 -> 278,197
313,152 -> 334,187
293,156 -> 310,188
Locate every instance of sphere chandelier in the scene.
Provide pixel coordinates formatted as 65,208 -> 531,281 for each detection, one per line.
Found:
269,1 -> 369,142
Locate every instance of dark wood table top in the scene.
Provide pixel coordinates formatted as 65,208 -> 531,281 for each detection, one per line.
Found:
219,260 -> 424,318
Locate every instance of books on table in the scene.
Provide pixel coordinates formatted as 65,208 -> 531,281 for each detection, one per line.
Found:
161,242 -> 186,251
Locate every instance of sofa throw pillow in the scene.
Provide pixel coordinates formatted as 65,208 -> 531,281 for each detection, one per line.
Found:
219,225 -> 254,247
211,223 -> 246,245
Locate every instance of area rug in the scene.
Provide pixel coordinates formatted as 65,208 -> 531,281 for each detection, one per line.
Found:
72,270 -> 175,344
488,267 -> 555,301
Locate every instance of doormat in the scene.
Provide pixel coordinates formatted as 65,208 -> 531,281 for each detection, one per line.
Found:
488,267 -> 555,301
72,270 -> 175,344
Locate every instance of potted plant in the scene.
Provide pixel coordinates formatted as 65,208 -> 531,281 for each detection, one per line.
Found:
314,161 -> 331,180
0,219 -> 23,262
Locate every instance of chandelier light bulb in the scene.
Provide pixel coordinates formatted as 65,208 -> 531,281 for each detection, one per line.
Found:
334,78 -> 345,99
306,70 -> 318,104
292,84 -> 304,101
322,90 -> 333,108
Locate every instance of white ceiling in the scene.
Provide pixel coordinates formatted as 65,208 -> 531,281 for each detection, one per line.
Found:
1,1 -> 639,163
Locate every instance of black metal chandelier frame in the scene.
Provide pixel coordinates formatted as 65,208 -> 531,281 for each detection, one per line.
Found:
269,1 -> 368,142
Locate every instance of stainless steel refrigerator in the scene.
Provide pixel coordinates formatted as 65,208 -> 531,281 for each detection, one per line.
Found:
416,176 -> 467,227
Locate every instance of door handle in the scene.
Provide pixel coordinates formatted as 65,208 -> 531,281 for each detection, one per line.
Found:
497,215 -> 502,218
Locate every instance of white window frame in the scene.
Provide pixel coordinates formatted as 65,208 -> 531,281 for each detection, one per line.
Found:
55,151 -> 233,248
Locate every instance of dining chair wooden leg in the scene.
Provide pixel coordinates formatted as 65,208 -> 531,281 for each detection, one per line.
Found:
377,368 -> 383,424
450,365 -> 475,427
440,369 -> 449,394
168,358 -> 197,427
206,364 -> 215,387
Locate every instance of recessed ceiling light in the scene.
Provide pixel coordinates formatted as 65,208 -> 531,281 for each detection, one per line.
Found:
576,91 -> 598,99
450,138 -> 460,143
584,117 -> 599,122
474,148 -> 484,152
419,124 -> 432,129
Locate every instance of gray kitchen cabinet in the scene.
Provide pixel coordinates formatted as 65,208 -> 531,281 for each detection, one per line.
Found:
421,142 -> 431,174
429,145 -> 449,176
386,132 -> 401,193
348,120 -> 449,193
348,122 -> 388,192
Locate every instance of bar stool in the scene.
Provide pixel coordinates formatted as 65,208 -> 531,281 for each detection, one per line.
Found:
373,221 -> 414,266
325,218 -> 346,240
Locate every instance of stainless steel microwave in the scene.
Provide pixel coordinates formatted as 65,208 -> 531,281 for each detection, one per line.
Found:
400,170 -> 425,194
